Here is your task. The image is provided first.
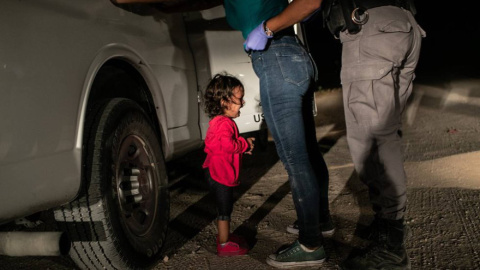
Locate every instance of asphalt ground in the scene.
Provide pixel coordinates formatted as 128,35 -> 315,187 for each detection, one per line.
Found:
1,74 -> 479,269
155,75 -> 480,269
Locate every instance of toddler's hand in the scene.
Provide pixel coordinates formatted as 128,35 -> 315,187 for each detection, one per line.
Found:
245,137 -> 255,155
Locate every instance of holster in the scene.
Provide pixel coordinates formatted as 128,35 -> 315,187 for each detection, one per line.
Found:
322,0 -> 361,38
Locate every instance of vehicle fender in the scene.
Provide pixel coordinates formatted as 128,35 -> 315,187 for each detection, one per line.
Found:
76,43 -> 171,158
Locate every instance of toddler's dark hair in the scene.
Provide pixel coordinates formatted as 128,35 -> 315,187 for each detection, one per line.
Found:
204,72 -> 244,118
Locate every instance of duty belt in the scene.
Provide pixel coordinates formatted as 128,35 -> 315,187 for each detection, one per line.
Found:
357,0 -> 414,13
351,0 -> 415,27
322,0 -> 416,38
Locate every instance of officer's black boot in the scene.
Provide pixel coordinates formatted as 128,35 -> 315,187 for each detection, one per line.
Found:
340,218 -> 410,270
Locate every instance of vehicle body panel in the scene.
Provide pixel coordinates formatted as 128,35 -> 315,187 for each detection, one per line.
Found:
184,6 -> 264,139
0,1 -> 263,224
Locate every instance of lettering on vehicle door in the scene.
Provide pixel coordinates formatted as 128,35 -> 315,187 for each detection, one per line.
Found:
253,113 -> 264,123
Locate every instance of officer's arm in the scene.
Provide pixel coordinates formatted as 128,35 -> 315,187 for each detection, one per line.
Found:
265,0 -> 322,33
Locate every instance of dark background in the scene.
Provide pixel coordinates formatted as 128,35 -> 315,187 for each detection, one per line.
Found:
303,3 -> 480,88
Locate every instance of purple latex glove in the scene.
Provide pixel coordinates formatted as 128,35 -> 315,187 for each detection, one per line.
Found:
244,21 -> 272,52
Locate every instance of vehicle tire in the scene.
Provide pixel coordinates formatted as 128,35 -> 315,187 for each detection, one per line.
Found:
54,98 -> 169,269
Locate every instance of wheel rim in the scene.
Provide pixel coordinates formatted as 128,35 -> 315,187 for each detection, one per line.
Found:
116,134 -> 158,237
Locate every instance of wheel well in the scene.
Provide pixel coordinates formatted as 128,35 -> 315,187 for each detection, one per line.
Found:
87,59 -> 162,140
77,59 -> 164,200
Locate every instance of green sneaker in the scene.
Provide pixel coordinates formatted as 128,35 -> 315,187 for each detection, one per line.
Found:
286,217 -> 336,237
266,240 -> 326,268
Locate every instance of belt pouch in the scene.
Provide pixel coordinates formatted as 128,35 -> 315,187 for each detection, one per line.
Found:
322,0 -> 361,37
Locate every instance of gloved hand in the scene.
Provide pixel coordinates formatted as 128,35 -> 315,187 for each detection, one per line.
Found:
244,21 -> 273,52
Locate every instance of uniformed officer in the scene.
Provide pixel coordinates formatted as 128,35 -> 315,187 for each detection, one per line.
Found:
322,0 -> 425,269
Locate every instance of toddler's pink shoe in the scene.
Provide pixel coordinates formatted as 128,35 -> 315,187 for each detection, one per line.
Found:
216,234 -> 248,247
217,240 -> 249,257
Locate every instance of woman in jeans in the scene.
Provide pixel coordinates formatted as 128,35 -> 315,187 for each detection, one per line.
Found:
224,0 -> 332,268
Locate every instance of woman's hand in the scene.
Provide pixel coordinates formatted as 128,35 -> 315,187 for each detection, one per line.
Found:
244,21 -> 272,52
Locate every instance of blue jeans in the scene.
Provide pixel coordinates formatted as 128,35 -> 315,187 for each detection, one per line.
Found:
251,36 -> 329,248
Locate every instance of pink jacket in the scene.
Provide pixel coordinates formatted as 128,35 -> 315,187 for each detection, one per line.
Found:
202,116 -> 249,186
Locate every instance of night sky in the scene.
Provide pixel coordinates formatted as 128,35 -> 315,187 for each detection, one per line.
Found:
303,3 -> 480,88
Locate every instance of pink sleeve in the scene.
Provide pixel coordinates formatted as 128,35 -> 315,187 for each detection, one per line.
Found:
216,120 -> 249,154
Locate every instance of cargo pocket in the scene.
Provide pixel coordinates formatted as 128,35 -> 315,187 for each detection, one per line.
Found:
341,62 -> 393,84
376,20 -> 412,34
341,62 -> 394,125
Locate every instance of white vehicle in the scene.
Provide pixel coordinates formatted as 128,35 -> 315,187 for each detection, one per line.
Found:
0,1 -> 264,269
